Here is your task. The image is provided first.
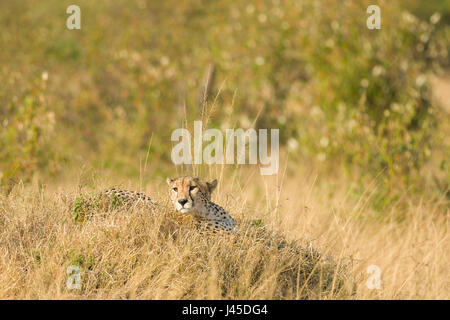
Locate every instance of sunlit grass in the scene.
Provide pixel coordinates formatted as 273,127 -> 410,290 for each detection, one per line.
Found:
0,168 -> 447,299
0,0 -> 448,300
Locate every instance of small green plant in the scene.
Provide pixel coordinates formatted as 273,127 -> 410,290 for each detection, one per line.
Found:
251,219 -> 264,228
66,250 -> 96,273
72,196 -> 96,223
109,193 -> 123,209
72,192 -> 128,223
32,250 -> 41,265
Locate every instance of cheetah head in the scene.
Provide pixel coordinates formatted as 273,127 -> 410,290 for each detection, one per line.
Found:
166,176 -> 217,214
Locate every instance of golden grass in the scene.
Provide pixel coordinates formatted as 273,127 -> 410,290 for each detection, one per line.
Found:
0,168 -> 447,299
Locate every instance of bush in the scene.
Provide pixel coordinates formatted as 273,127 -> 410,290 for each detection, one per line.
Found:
0,74 -> 59,192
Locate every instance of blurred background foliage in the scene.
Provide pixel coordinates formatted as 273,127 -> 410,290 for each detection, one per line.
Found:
0,0 -> 449,209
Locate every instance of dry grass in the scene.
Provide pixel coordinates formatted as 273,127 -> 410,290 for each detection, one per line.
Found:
0,0 -> 448,301
0,168 -> 447,299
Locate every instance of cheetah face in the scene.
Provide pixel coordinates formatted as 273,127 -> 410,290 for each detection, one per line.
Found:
166,176 -> 217,214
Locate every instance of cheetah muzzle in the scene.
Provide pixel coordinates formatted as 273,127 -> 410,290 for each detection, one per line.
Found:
166,176 -> 237,232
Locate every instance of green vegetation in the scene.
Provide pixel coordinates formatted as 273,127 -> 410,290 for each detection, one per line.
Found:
1,1 -> 448,209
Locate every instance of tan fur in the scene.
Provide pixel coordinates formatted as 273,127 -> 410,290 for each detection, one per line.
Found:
166,176 -> 236,232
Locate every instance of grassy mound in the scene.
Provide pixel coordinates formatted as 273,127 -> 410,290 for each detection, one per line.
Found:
0,188 -> 349,299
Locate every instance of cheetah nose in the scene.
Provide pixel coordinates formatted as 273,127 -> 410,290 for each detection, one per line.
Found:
178,199 -> 188,206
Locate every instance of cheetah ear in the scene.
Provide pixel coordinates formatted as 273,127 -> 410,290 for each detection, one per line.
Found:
206,179 -> 218,193
166,177 -> 174,185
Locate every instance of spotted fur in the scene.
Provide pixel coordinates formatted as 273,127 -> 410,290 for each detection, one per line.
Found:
166,176 -> 237,232
103,188 -> 154,206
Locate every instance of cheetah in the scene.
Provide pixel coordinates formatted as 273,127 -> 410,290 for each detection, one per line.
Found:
102,188 -> 154,207
166,176 -> 237,232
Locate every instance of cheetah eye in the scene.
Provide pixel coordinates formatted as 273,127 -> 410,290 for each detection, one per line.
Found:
189,186 -> 197,191
172,187 -> 178,192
